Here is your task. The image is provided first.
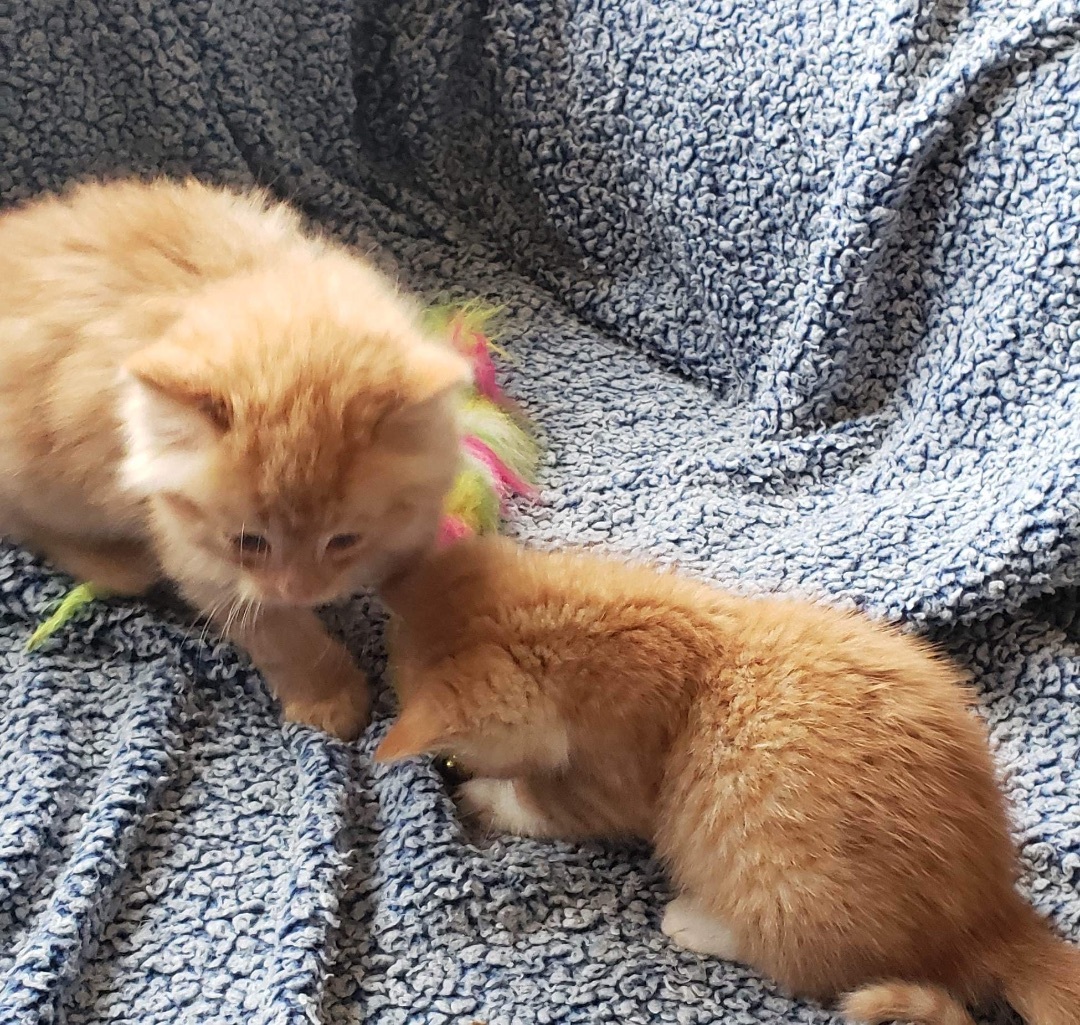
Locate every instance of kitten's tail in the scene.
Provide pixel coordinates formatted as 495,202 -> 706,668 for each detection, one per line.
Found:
841,908 -> 1080,1025
839,982 -> 975,1025
997,911 -> 1080,1025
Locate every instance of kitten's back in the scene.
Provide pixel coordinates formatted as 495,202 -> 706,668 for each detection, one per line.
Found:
0,179 -> 308,537
659,596 -> 1017,1002
0,177 -> 303,308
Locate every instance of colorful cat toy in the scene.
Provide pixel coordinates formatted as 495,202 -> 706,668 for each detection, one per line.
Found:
25,304 -> 539,651
423,303 -> 539,546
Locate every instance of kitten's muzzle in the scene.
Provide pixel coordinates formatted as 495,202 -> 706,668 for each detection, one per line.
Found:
255,570 -> 345,608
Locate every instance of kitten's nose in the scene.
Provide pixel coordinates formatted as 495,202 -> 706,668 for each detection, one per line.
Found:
267,571 -> 322,606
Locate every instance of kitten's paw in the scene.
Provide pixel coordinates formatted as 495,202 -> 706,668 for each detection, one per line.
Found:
661,897 -> 742,961
458,778 -> 554,837
282,681 -> 371,741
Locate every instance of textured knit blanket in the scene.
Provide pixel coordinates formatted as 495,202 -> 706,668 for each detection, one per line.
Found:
1,1 -> 1079,1023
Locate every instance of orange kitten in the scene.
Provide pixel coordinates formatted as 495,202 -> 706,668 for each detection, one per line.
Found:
376,537 -> 1080,1025
0,177 -> 470,739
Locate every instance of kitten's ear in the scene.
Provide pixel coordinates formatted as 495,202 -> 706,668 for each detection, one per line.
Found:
369,342 -> 471,445
374,691 -> 454,763
119,345 -> 229,494
403,341 -> 472,405
123,344 -> 232,429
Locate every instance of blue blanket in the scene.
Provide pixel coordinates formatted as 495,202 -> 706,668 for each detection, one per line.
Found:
1,1 -> 1078,1022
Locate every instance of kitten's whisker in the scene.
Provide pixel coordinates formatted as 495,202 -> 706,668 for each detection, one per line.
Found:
221,596 -> 244,641
312,633 -> 336,670
193,596 -> 228,651
179,597 -> 223,651
239,596 -> 261,635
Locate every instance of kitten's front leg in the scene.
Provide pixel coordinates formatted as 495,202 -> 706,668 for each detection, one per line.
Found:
457,778 -> 562,838
239,607 -> 371,740
198,593 -> 371,740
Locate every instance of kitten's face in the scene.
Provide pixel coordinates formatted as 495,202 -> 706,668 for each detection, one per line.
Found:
119,256 -> 469,609
145,410 -> 458,608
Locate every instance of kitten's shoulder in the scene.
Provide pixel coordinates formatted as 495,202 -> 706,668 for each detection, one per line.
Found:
487,542 -> 727,642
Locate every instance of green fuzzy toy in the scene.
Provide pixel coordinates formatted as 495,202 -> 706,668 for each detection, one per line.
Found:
25,583 -> 104,652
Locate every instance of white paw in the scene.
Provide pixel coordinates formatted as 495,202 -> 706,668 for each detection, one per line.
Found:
661,896 -> 742,961
457,778 -> 554,837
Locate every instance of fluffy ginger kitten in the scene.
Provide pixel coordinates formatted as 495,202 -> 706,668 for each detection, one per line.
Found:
0,177 -> 470,739
376,537 -> 1080,1025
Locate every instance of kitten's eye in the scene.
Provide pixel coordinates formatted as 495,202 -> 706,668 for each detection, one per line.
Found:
231,532 -> 271,556
326,533 -> 361,553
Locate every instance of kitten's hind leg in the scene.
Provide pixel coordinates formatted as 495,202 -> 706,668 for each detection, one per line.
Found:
662,895 -> 743,962
27,530 -> 160,596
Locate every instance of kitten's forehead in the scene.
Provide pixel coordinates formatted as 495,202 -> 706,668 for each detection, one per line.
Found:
214,393 -> 450,536
156,254 -> 464,531
231,431 -> 370,530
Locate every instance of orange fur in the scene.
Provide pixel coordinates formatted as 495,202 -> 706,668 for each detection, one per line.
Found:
841,983 -> 975,1024
377,536 -> 1080,1024
0,177 -> 470,738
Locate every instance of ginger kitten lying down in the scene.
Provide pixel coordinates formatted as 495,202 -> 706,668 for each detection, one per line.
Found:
376,537 -> 1080,1025
0,177 -> 470,739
